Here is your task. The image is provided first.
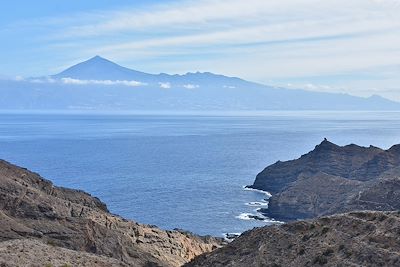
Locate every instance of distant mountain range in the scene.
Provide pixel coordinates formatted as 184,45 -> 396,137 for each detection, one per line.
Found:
0,56 -> 399,111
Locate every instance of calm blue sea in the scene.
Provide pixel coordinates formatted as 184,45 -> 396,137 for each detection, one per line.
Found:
1,111 -> 400,237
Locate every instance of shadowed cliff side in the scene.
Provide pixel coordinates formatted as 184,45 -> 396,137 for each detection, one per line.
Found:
0,159 -> 224,267
248,140 -> 400,220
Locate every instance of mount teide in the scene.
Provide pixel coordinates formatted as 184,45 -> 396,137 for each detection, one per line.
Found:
53,55 -> 252,87
0,56 -> 399,111
53,55 -> 156,82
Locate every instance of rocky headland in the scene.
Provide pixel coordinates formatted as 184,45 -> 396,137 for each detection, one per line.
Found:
0,159 -> 223,267
248,139 -> 400,221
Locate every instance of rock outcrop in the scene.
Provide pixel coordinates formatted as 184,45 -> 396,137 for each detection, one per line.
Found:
248,139 -> 400,220
0,159 -> 223,267
186,211 -> 400,267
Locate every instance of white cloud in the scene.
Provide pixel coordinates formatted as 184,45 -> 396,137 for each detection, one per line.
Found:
68,0 -> 400,82
183,84 -> 199,89
159,82 -> 171,89
28,77 -> 146,87
51,0 -> 400,43
29,79 -> 45,83
29,77 -> 56,83
60,78 -> 145,87
286,83 -> 336,92
53,0 -> 320,39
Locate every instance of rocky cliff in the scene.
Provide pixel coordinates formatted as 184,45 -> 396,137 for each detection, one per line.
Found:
0,159 -> 223,267
248,139 -> 400,220
186,211 -> 400,267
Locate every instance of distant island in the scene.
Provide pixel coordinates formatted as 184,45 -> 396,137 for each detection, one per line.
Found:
0,56 -> 399,111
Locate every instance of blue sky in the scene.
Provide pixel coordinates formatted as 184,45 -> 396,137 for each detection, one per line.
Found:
1,0 -> 400,100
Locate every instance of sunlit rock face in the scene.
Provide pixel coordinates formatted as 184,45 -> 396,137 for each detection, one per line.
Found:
0,159 -> 223,267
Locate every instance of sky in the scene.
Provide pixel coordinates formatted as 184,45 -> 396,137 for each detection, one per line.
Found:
1,0 -> 400,100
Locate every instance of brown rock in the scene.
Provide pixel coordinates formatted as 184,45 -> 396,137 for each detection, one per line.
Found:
0,159 -> 223,266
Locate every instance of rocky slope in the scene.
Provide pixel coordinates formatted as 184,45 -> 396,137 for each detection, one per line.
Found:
0,239 -> 127,267
186,211 -> 400,267
0,159 -> 223,267
248,139 -> 400,220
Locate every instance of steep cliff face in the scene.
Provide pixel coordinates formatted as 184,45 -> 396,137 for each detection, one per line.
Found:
249,140 -> 400,220
251,139 -> 383,194
0,159 -> 223,267
186,211 -> 400,267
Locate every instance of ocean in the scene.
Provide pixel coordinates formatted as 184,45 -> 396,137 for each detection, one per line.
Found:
1,111 -> 400,237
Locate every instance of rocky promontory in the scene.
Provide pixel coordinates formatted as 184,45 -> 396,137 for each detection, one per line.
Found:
248,139 -> 400,221
0,159 -> 223,267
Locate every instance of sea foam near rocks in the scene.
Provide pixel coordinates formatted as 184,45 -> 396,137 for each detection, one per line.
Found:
243,186 -> 272,197
236,212 -> 284,224
223,233 -> 241,242
245,201 -> 269,207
